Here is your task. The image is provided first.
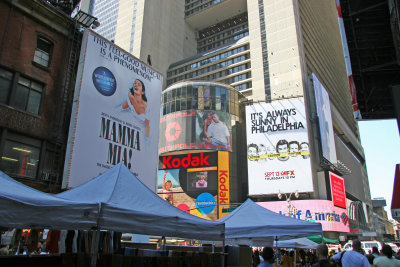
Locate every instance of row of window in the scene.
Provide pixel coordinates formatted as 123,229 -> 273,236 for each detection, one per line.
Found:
167,44 -> 248,78
198,25 -> 247,47
162,84 -> 240,116
198,31 -> 249,53
0,68 -> 44,115
185,0 -> 223,17
167,54 -> 249,86
198,13 -> 248,40
234,82 -> 252,91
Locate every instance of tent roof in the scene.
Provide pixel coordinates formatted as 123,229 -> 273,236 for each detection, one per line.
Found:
0,171 -> 98,229
273,238 -> 319,249
58,163 -> 225,240
217,199 -> 322,241
306,235 -> 339,244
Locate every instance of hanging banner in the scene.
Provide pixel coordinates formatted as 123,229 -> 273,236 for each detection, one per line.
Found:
63,30 -> 162,190
218,151 -> 230,218
245,98 -> 313,195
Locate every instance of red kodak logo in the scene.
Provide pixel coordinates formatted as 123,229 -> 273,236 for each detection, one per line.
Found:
162,153 -> 210,169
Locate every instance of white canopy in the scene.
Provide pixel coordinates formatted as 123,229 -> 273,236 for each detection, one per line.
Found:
217,199 -> 323,244
273,238 -> 319,249
57,163 -> 225,241
0,171 -> 98,229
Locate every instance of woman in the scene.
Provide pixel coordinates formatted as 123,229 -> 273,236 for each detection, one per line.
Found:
122,79 -> 150,137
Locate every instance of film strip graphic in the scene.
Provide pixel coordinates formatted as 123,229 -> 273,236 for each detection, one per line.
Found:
248,151 -> 310,160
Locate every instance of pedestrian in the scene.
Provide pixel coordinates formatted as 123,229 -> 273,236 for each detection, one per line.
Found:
373,244 -> 400,267
332,239 -> 369,267
258,246 -> 274,267
312,244 -> 334,267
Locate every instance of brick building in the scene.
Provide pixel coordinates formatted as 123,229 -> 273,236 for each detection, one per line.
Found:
0,0 -> 80,192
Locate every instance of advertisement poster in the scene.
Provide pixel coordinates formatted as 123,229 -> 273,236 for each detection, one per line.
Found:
329,172 -> 346,209
159,110 -> 232,154
63,30 -> 162,190
157,152 -> 222,220
245,98 -> 313,195
335,0 -> 362,120
258,200 -> 350,232
313,73 -> 337,165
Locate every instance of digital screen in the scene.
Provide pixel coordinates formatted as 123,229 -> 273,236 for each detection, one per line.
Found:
186,171 -> 217,193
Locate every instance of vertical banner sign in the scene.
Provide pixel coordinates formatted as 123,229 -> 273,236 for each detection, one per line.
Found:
63,30 -> 162,190
335,0 -> 361,120
218,151 -> 230,218
245,98 -> 313,195
329,172 -> 346,209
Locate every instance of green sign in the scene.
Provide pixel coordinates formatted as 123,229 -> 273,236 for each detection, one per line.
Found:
222,207 -> 236,213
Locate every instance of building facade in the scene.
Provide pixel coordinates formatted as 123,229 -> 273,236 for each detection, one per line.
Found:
0,0 -> 80,192
82,0 -> 373,238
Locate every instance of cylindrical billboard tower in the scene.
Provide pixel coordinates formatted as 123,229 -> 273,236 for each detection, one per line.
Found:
158,81 -> 247,220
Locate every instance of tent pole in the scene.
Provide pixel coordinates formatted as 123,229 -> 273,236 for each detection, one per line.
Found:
91,202 -> 102,267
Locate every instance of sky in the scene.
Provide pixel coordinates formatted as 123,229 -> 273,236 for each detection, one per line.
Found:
358,119 -> 400,220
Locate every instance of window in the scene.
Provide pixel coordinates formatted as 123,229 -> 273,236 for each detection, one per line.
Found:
12,76 -> 43,115
0,68 -> 13,104
1,140 -> 40,179
33,37 -> 52,67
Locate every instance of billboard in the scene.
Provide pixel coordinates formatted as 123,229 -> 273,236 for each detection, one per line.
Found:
329,172 -> 346,209
63,30 -> 162,190
312,73 -> 337,164
158,151 -> 229,220
245,98 -> 313,195
258,200 -> 350,232
335,0 -> 362,120
159,110 -> 232,154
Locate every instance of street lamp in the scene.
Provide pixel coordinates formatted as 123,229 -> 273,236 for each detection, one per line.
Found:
278,190 -> 299,216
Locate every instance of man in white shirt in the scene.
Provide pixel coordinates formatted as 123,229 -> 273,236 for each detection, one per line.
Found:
206,113 -> 231,150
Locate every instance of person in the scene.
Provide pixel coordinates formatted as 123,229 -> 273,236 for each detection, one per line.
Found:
258,144 -> 267,162
162,171 -> 174,205
205,113 -> 231,150
258,246 -> 274,267
300,142 -> 310,159
332,239 -> 369,267
266,145 -> 276,160
312,244 -> 334,267
288,141 -> 300,156
196,174 -> 208,188
201,111 -> 214,141
373,244 -> 400,267
276,140 -> 289,161
121,79 -> 150,137
253,249 -> 261,267
372,246 -> 380,258
248,143 -> 259,161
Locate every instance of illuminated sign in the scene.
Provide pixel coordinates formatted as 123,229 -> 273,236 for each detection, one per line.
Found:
218,151 -> 230,218
159,110 -> 232,154
258,200 -> 350,232
159,152 -> 217,170
329,172 -> 346,209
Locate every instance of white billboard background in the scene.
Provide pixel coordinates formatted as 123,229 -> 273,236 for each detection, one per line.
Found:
63,30 -> 162,190
245,98 -> 313,195
312,73 -> 337,165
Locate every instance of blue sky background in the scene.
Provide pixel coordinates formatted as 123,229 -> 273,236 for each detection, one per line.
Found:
358,119 -> 400,219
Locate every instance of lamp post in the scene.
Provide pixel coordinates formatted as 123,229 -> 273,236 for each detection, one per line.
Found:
278,190 -> 299,217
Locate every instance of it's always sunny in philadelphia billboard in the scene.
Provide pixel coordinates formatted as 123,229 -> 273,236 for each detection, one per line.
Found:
63,30 -> 162,190
245,98 -> 313,195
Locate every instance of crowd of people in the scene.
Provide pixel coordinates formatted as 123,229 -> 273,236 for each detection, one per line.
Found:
253,239 -> 400,267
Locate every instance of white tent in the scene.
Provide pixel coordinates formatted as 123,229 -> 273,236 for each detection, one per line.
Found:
0,171 -> 98,229
57,163 -> 225,241
273,238 -> 319,249
217,199 -> 323,245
